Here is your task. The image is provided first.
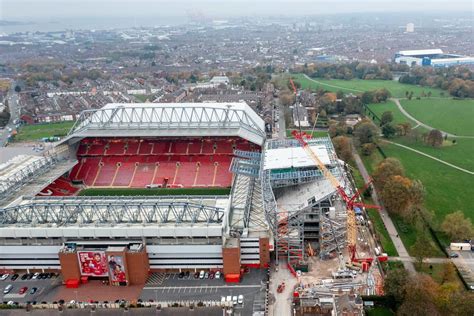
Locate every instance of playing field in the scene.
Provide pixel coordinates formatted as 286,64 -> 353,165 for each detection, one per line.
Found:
366,100 -> 413,126
79,187 -> 231,196
379,142 -> 474,224
400,98 -> 474,136
15,121 -> 75,142
292,73 -> 446,98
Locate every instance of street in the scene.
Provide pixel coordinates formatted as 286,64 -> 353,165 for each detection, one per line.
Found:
351,142 -> 416,273
1,83 -> 20,147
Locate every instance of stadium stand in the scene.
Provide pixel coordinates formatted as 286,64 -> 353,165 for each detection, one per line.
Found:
71,137 -> 259,189
39,177 -> 80,196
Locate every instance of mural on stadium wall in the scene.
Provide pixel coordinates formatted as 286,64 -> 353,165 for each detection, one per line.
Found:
107,254 -> 128,286
77,251 -> 108,277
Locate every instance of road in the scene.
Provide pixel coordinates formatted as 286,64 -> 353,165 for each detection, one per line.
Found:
276,98 -> 286,139
381,140 -> 474,175
351,143 -> 416,273
391,98 -> 474,139
1,83 -> 20,146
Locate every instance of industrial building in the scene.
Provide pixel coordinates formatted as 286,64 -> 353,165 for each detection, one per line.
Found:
394,49 -> 474,67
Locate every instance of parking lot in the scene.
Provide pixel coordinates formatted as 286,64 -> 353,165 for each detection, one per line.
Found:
0,273 -> 61,304
140,269 -> 268,315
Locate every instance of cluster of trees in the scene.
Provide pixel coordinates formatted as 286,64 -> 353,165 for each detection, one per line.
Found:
399,66 -> 474,98
361,88 -> 391,104
352,119 -> 379,155
384,267 -> 474,316
293,62 -> 393,80
441,211 -> 473,241
373,158 -> 426,222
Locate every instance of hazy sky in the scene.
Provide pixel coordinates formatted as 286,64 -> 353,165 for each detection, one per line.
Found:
1,0 -> 473,20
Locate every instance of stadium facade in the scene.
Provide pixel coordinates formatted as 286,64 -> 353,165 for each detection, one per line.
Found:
394,49 -> 474,67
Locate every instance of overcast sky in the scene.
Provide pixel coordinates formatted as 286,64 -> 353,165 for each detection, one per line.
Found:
1,0 -> 472,20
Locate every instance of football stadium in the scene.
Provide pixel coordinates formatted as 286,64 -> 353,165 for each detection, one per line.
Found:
0,102 -> 273,285
0,101 -> 350,287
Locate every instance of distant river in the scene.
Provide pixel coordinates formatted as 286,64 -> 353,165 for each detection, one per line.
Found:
0,16 -> 186,34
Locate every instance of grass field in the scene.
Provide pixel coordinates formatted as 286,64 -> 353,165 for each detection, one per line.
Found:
380,142 -> 474,224
416,263 -> 464,287
292,73 -> 445,98
366,101 -> 414,126
79,187 -> 231,196
15,121 -> 75,142
400,99 -> 474,136
391,137 -> 474,172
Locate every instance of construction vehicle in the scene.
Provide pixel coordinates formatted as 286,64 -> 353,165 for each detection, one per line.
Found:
289,78 -> 380,266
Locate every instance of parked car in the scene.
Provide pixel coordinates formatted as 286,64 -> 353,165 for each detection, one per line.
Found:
204,272 -> 209,279
26,273 -> 33,280
32,273 -> 40,280
209,272 -> 215,279
0,274 -> 9,281
199,270 -> 205,279
185,271 -> 190,278
21,274 -> 28,280
238,295 -> 244,304
232,296 -> 238,305
3,284 -> 13,294
30,287 -> 37,295
449,253 -> 459,258
178,272 -> 185,279
19,287 -> 28,295
215,271 -> 221,279
11,274 -> 19,281
194,272 -> 200,279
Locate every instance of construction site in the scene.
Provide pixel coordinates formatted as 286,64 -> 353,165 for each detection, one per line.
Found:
265,80 -> 386,316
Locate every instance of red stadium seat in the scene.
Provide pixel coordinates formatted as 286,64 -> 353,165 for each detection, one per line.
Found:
72,137 -> 258,189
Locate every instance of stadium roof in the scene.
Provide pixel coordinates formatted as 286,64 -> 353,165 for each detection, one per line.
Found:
398,49 -> 443,56
263,145 -> 332,170
64,102 -> 266,145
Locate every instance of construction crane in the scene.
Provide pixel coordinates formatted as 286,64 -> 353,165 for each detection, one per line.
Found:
288,78 -> 380,264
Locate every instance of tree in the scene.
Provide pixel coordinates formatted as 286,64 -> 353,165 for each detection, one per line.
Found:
380,111 -> 393,126
279,91 -> 294,107
440,262 -> 457,285
411,232 -> 433,268
14,85 -> 21,93
361,91 -> 374,104
332,136 -> 352,162
382,123 -> 396,138
441,211 -> 473,241
397,275 -> 440,316
353,119 -> 379,145
372,158 -> 405,189
380,175 -> 413,215
361,143 -> 376,156
426,129 -> 443,147
328,121 -> 348,138
384,268 -> 410,306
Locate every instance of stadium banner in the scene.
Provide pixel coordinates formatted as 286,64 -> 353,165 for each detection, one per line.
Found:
77,251 -> 108,277
107,254 -> 128,286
